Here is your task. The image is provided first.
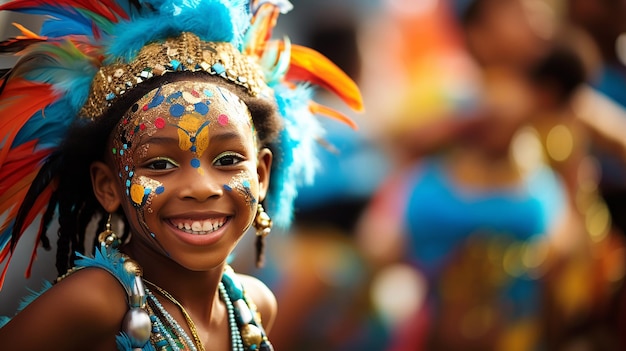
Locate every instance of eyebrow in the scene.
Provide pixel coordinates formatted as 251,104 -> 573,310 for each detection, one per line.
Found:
211,132 -> 242,143
140,136 -> 179,146
141,132 -> 243,146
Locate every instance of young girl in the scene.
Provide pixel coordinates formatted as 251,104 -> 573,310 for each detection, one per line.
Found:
0,0 -> 362,350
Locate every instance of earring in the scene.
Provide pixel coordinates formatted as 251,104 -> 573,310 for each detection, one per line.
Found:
98,213 -> 121,249
253,204 -> 272,267
253,204 -> 272,237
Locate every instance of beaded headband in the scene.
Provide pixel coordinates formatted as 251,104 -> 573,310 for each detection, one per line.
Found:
81,32 -> 270,120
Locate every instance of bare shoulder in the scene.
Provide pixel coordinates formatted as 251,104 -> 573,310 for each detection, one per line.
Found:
237,273 -> 277,332
0,267 -> 127,350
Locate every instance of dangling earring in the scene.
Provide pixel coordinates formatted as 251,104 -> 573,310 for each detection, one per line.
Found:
98,213 -> 121,249
253,204 -> 272,268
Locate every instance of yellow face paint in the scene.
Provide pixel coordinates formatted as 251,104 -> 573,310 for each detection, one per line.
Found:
130,176 -> 165,208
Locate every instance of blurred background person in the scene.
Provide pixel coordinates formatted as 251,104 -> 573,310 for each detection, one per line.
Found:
357,0 -> 626,350
566,0 -> 626,240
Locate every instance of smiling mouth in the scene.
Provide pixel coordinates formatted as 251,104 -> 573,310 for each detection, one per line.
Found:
169,217 -> 228,235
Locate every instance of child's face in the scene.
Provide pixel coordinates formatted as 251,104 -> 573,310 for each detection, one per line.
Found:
109,80 -> 271,269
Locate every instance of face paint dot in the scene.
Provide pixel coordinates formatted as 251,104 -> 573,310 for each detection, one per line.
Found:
130,184 -> 145,205
155,186 -> 165,194
204,89 -> 213,97
218,114 -> 229,126
142,104 -> 149,111
190,146 -> 197,152
170,104 -> 185,117
190,136 -> 196,142
154,117 -> 166,129
148,92 -> 165,108
131,104 -> 139,113
126,179 -> 131,187
243,180 -> 250,188
195,102 -> 209,115
112,148 -> 117,155
191,158 -> 201,168
140,123 -> 146,130
129,171 -> 134,177
224,185 -> 232,191
191,90 -> 200,98
120,150 -> 124,155
167,91 -> 182,103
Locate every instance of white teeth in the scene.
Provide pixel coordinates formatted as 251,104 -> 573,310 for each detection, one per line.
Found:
202,221 -> 211,231
191,221 -> 202,231
172,218 -> 226,235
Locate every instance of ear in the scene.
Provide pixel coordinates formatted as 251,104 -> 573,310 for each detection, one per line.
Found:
90,161 -> 122,213
257,147 -> 273,202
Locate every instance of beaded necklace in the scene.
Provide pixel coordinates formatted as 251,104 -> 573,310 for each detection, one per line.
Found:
144,280 -> 202,351
142,272 -> 270,351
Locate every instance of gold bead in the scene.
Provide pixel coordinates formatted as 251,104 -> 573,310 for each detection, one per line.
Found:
124,258 -> 143,276
240,324 -> 263,348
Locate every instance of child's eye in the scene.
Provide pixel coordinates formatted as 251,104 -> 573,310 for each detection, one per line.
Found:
214,152 -> 244,166
146,158 -> 177,170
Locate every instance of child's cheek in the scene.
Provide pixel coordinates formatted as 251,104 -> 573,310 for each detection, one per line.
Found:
223,170 -> 257,208
129,175 -> 165,213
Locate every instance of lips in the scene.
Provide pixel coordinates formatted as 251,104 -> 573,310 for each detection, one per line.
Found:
169,217 -> 227,235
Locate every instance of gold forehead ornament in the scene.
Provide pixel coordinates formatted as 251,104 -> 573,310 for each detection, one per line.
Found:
80,32 -> 271,120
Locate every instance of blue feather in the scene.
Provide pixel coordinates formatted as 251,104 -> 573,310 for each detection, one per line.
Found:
0,224 -> 12,257
13,103 -> 75,149
75,247 -> 135,295
17,280 -> 53,311
266,84 -> 323,228
107,0 -> 244,63
40,12 -> 102,37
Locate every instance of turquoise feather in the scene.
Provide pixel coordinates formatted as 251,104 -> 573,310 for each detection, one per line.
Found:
74,246 -> 135,295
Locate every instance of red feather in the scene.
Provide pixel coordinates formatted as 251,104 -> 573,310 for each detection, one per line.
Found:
0,79 -> 57,168
0,0 -> 129,22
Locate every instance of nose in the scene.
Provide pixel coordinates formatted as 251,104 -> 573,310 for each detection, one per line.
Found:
178,167 -> 224,202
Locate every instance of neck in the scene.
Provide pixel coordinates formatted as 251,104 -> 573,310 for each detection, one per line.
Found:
122,240 -> 226,324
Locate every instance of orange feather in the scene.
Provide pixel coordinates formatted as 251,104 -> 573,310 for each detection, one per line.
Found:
308,101 -> 358,130
246,2 -> 280,57
286,44 -> 364,113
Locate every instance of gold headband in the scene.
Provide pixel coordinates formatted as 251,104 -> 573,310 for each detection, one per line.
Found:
80,32 -> 271,120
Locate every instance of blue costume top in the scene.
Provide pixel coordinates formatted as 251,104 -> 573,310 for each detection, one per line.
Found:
405,159 -> 565,271
404,158 -> 565,323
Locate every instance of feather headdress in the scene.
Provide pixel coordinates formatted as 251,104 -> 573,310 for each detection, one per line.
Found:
0,0 -> 363,287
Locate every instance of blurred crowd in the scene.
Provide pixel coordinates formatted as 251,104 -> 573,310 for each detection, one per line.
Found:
4,0 -> 626,350
244,0 -> 626,350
